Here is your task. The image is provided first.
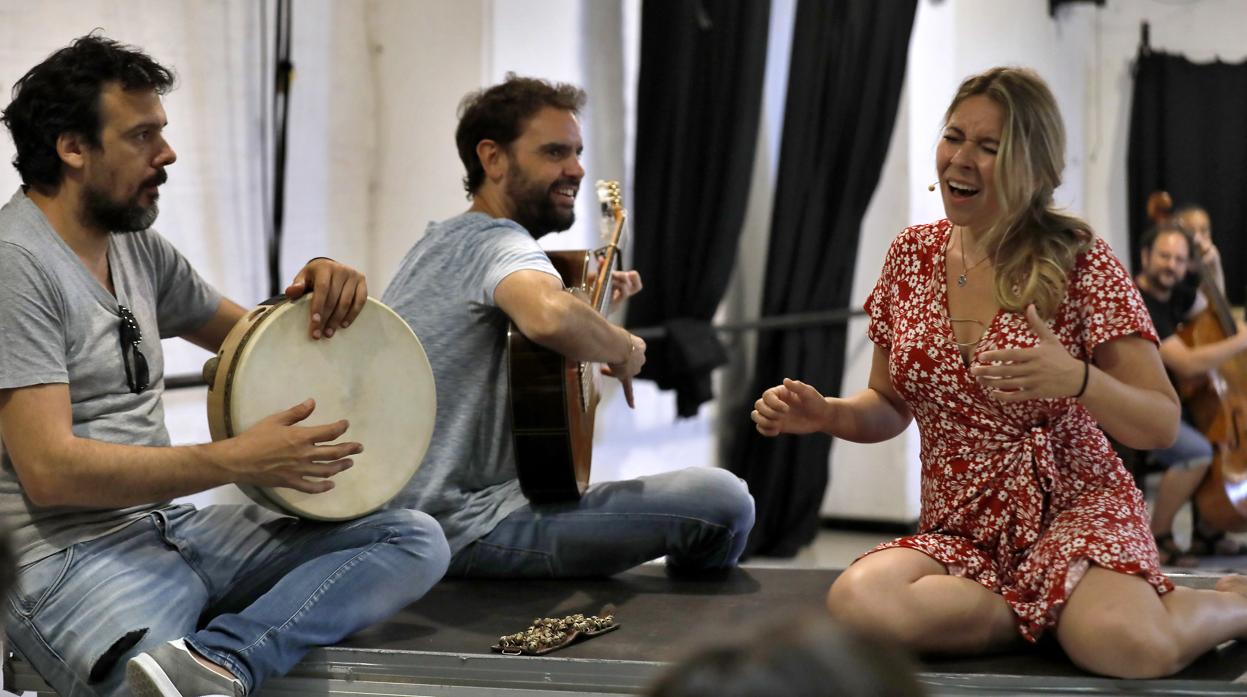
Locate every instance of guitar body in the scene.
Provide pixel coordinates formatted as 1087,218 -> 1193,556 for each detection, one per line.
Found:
507,182 -> 628,503
508,251 -> 601,502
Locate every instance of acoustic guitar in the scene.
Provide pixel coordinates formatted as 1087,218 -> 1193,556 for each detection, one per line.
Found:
507,181 -> 628,502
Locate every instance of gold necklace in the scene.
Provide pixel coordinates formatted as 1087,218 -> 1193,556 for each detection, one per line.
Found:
956,226 -> 991,287
947,318 -> 987,347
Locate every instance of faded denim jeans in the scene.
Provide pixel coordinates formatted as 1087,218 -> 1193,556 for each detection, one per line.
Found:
4,504 -> 449,696
449,467 -> 755,577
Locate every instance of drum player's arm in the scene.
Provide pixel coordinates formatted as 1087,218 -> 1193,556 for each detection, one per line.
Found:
0,383 -> 360,508
180,258 -> 368,352
496,269 -> 646,407
181,298 -> 246,352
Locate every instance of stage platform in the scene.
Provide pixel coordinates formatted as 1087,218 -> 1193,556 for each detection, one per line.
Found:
7,566 -> 1247,696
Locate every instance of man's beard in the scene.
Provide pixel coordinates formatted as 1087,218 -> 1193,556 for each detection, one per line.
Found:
505,163 -> 576,238
1146,268 -> 1178,292
82,170 -> 166,233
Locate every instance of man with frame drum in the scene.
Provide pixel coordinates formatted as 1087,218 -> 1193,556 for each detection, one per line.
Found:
0,34 -> 449,697
381,74 -> 754,579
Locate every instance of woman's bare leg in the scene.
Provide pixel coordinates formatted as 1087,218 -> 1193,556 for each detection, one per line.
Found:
827,547 -> 1020,654
1058,567 -> 1247,678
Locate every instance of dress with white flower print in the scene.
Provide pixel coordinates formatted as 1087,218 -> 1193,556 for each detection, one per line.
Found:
861,218 -> 1172,642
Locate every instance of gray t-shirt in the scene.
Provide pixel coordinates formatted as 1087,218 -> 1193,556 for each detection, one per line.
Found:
382,212 -> 561,554
0,190 -> 221,566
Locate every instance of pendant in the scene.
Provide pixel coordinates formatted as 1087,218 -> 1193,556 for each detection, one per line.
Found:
957,274 -> 968,287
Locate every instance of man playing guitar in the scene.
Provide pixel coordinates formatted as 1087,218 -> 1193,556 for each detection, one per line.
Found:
381,75 -> 754,578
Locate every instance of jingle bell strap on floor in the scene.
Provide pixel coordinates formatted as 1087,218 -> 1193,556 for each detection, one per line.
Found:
493,607 -> 619,656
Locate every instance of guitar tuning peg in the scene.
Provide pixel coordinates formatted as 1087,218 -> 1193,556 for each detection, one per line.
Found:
594,180 -> 623,209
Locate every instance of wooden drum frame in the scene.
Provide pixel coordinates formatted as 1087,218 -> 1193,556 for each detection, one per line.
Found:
204,295 -> 435,520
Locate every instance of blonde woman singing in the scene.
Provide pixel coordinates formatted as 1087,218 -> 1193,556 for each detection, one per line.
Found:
752,66 -> 1247,678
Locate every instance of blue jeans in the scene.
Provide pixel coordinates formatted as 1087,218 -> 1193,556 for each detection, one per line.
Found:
1148,420 -> 1214,470
449,467 -> 754,577
3,504 -> 449,697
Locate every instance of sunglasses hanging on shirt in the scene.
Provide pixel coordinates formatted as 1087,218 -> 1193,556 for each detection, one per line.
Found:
118,305 -> 150,394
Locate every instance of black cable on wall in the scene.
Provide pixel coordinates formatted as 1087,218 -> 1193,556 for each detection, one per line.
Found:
268,0 -> 294,297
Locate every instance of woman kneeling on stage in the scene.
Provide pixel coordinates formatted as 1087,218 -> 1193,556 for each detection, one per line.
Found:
751,65 -> 1247,679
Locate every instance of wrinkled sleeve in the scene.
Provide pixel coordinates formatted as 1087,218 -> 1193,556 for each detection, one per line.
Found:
1070,237 -> 1159,356
477,227 -> 562,307
864,234 -> 904,352
0,242 -> 67,388
145,231 -> 223,339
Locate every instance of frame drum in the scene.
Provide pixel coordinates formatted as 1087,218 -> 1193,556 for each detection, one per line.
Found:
204,295 -> 434,520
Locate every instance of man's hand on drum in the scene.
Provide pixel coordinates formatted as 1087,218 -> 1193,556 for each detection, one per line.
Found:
285,257 -> 368,339
752,378 -> 833,437
225,398 -> 362,493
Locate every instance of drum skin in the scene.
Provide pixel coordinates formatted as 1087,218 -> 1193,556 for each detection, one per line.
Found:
205,295 -> 435,520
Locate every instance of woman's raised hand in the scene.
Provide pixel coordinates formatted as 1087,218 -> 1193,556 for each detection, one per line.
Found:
752,378 -> 833,436
971,304 -> 1085,401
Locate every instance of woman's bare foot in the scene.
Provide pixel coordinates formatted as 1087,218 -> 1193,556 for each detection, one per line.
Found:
1214,574 -> 1247,595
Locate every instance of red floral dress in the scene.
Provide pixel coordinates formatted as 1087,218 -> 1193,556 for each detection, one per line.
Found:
861,219 -> 1172,642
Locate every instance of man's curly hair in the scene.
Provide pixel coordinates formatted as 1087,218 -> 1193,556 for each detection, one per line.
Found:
455,73 -> 585,197
1,33 -> 174,189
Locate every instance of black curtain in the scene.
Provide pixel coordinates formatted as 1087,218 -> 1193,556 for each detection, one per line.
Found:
1128,51 -> 1247,300
626,0 -> 771,418
726,0 -> 917,557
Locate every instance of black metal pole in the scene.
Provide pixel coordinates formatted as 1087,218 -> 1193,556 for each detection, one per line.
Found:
268,0 -> 294,297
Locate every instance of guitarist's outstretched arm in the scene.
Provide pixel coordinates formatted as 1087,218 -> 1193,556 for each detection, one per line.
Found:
496,268 -> 647,407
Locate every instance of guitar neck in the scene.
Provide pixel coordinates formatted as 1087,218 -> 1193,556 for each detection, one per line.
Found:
589,209 -> 627,313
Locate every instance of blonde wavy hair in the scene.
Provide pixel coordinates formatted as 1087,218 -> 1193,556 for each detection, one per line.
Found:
945,67 -> 1093,319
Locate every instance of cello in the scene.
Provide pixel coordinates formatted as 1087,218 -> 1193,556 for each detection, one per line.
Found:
1147,191 -> 1247,532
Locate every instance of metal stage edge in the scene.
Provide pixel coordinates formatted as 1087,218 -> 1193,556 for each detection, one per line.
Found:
9,569 -> 1247,696
11,645 -> 1247,696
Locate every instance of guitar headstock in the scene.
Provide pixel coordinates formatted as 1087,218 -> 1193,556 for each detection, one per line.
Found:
590,180 -> 627,311
597,179 -> 624,219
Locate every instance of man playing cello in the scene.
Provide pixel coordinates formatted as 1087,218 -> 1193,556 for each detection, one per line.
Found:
1135,219 -> 1247,564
